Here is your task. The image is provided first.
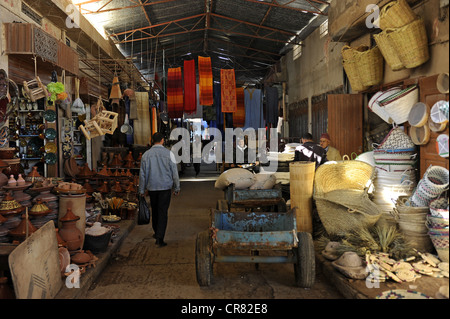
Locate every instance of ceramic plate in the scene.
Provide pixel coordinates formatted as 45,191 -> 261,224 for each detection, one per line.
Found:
43,110 -> 56,122
44,152 -> 57,165
44,142 -> 57,153
45,128 -> 57,140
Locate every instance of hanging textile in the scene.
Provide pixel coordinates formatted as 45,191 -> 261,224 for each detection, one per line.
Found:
184,84 -> 203,119
233,87 -> 245,128
244,88 -> 264,130
167,67 -> 183,118
220,69 -> 237,113
198,56 -> 213,105
183,59 -> 196,113
265,86 -> 279,126
133,92 -> 151,145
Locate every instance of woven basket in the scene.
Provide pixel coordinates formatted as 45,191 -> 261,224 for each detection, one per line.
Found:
314,160 -> 374,195
402,229 -> 434,252
377,127 -> 416,150
385,18 -> 429,69
398,219 -> 428,234
374,31 -> 405,71
380,0 -> 417,30
314,190 -> 381,236
380,85 -> 419,125
410,166 -> 449,207
343,59 -> 369,92
428,232 -> 449,261
426,214 -> 449,229
342,45 -> 370,92
429,198 -> 449,218
355,46 -> 384,87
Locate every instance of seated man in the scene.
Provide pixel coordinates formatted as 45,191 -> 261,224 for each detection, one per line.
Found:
294,133 -> 327,168
319,133 -> 342,162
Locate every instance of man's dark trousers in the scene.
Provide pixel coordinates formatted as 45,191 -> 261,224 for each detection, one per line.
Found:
149,189 -> 172,241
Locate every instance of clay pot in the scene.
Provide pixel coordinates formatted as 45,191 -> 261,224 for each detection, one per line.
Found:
71,251 -> 91,264
124,151 -> 134,162
110,154 -> 122,168
97,165 -> 111,177
29,199 -> 51,217
55,228 -> 67,247
83,180 -> 94,194
98,181 -> 110,193
26,166 -> 43,183
0,193 -> 25,217
7,175 -> 16,187
16,174 -> 25,186
8,214 -> 37,242
112,181 -> 122,193
58,208 -> 83,252
77,163 -> 95,178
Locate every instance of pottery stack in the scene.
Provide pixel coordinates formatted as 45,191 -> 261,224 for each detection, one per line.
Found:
0,193 -> 25,243
427,197 -> 449,262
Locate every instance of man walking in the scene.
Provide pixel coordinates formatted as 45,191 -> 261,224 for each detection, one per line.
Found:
139,132 -> 180,247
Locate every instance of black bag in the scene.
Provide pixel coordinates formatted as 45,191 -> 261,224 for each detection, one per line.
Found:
138,195 -> 150,225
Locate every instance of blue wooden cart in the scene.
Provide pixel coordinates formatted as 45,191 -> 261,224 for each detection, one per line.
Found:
217,183 -> 287,212
195,209 -> 315,288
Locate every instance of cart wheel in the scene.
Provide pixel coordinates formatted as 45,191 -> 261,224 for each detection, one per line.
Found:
216,199 -> 229,211
195,230 -> 213,286
293,232 -> 315,288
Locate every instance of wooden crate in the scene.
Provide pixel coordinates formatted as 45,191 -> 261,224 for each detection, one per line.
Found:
79,119 -> 104,140
95,111 -> 118,135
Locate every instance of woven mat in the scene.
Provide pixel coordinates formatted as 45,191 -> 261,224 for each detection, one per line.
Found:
133,92 -> 151,145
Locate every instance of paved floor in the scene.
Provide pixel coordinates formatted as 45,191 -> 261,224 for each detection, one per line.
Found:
79,163 -> 344,300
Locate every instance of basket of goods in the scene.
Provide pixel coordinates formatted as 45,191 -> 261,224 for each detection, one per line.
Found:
409,124 -> 431,146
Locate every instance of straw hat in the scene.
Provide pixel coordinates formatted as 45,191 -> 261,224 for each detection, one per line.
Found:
331,251 -> 369,279
321,241 -> 341,261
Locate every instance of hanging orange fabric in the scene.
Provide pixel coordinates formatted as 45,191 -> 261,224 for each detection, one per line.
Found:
198,56 -> 213,106
233,87 -> 245,127
220,69 -> 237,113
167,67 -> 183,118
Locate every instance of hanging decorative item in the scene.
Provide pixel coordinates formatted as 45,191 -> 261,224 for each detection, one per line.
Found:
109,76 -> 122,104
46,81 -> 65,103
72,78 -> 86,115
22,77 -> 48,103
436,134 -> 449,158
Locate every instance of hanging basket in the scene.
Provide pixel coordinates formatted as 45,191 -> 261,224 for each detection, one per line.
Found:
373,31 -> 405,71
368,88 -> 402,124
355,46 -> 384,87
380,0 -> 417,30
385,18 -> 429,69
379,85 -> 419,125
342,45 -> 370,92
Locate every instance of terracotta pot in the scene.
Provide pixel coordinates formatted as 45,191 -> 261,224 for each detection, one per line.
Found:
0,173 -> 8,187
8,214 -> 37,242
58,195 -> 86,248
58,208 -> 83,252
0,148 -> 17,159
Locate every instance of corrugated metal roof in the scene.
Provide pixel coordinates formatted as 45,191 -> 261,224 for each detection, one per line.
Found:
76,0 -> 330,84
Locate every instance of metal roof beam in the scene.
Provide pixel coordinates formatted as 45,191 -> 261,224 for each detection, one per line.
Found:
81,0 -> 177,14
243,0 -> 327,16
